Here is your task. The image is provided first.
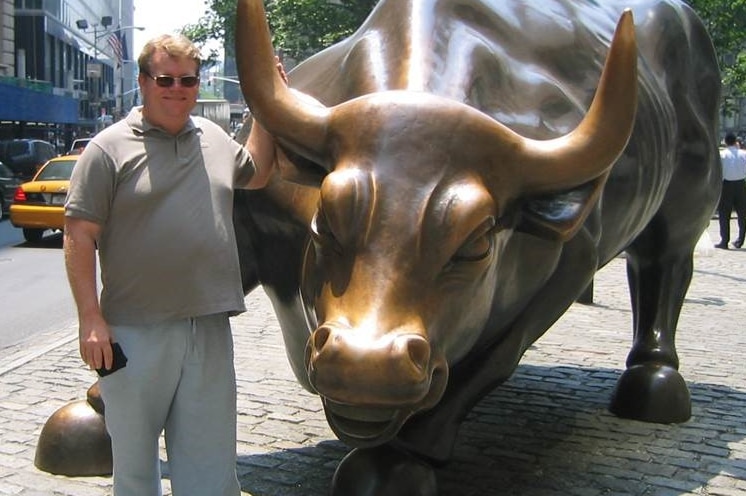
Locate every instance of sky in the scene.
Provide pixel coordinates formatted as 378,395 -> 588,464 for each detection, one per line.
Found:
132,0 -> 215,60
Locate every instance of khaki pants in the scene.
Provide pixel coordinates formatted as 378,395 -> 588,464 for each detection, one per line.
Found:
99,313 -> 240,496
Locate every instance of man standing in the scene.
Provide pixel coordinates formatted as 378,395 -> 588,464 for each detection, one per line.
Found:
64,34 -> 283,495
716,132 -> 746,249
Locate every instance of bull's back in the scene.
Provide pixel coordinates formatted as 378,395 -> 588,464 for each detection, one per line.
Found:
288,0 -> 720,260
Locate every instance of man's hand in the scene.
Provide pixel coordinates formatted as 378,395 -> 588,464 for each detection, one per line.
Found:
275,55 -> 288,85
79,314 -> 114,371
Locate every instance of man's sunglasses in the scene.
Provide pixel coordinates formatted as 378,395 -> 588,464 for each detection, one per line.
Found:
144,73 -> 200,88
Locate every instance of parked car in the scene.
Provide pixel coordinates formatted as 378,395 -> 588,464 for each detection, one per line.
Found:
68,138 -> 92,155
0,139 -> 57,180
9,155 -> 78,243
0,161 -> 23,219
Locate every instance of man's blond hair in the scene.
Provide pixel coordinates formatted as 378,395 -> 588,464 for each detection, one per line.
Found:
138,34 -> 201,75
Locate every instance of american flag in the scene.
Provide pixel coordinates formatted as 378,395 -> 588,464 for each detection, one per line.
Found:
108,29 -> 124,68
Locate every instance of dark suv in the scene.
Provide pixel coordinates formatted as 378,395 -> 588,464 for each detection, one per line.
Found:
0,139 -> 57,180
0,161 -> 22,218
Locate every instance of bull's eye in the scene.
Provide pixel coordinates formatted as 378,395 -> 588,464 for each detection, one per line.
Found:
451,218 -> 496,263
453,233 -> 492,262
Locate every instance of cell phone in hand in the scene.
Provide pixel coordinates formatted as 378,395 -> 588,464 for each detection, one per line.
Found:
96,342 -> 128,377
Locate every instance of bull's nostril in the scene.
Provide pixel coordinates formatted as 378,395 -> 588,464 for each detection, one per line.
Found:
405,336 -> 431,372
312,326 -> 332,352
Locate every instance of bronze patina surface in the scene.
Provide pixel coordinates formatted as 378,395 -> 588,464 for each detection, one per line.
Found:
34,383 -> 111,476
233,0 -> 720,494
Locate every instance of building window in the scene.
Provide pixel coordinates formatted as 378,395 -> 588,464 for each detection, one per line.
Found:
15,0 -> 43,8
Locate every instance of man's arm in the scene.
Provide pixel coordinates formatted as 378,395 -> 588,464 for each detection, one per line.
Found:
242,57 -> 288,190
244,121 -> 277,189
63,216 -> 113,371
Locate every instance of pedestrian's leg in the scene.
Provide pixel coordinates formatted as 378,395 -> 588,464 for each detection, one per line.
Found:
100,323 -> 187,496
165,313 -> 241,496
717,182 -> 732,247
733,181 -> 746,247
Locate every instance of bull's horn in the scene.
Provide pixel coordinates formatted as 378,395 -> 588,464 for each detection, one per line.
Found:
236,0 -> 330,165
519,9 -> 638,194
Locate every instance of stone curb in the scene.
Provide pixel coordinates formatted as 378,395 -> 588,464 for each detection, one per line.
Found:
0,325 -> 77,377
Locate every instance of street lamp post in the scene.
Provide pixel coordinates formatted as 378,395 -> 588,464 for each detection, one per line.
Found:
76,17 -> 110,132
75,17 -> 144,131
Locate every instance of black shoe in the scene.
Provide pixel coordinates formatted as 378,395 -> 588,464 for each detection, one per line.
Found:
715,242 -> 729,249
733,240 -> 743,249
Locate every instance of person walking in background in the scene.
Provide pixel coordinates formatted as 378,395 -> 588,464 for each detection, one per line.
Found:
64,34 -> 285,495
715,132 -> 746,249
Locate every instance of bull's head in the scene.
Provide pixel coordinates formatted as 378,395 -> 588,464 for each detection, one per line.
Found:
236,0 -> 637,447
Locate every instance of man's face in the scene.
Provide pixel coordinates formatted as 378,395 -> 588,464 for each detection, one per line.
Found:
138,49 -> 199,129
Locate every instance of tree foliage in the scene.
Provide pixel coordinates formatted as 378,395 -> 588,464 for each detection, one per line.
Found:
181,0 -> 376,66
684,0 -> 746,102
266,0 -> 376,61
180,0 -> 237,66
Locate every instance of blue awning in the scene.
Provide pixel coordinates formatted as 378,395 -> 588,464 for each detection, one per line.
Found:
0,82 -> 79,124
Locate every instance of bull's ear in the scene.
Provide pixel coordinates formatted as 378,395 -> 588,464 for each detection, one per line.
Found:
277,145 -> 328,188
240,112 -> 328,188
516,174 -> 606,241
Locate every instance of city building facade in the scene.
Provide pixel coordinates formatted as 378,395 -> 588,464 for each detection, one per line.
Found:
0,0 -> 136,151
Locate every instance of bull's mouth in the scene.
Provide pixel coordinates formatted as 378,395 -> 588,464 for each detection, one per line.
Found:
316,356 -> 450,448
322,399 -> 410,447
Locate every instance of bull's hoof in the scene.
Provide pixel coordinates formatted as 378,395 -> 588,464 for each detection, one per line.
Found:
331,445 -> 437,496
609,364 -> 691,423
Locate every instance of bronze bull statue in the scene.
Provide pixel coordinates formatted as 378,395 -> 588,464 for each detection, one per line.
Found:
233,0 -> 720,493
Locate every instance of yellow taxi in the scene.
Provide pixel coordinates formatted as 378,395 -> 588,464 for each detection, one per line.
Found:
9,155 -> 78,243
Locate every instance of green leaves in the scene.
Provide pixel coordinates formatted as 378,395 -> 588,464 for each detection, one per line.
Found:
180,0 -> 376,65
267,0 -> 372,61
685,0 -> 746,111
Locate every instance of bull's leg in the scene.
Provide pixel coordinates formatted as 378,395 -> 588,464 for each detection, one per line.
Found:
577,278 -> 594,304
609,228 -> 693,423
331,445 -> 437,496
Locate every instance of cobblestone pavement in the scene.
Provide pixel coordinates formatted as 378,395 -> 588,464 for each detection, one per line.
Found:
0,220 -> 744,496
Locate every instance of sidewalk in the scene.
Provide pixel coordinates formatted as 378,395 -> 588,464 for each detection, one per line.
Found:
1,219 -> 744,496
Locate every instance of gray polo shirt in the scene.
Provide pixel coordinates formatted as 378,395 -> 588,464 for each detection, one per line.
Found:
66,107 -> 256,325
